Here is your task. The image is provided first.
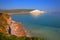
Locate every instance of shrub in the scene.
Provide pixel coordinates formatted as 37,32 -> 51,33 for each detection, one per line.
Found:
0,32 -> 45,40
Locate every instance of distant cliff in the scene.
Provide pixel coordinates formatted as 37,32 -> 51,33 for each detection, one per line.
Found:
0,9 -> 34,13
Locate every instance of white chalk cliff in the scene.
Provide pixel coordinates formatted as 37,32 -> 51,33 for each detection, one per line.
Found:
30,10 -> 45,16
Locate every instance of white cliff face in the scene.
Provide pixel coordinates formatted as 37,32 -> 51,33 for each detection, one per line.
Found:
30,10 -> 45,17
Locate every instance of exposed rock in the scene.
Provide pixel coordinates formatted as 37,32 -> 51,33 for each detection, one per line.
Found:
9,20 -> 31,37
10,20 -> 26,37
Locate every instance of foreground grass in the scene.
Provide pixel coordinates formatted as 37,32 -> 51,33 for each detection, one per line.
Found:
0,32 -> 45,40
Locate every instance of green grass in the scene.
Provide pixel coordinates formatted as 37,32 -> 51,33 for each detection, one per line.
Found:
0,32 -> 45,40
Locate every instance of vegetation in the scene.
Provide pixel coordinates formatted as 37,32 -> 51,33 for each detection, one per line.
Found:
0,9 -> 34,13
0,32 -> 44,40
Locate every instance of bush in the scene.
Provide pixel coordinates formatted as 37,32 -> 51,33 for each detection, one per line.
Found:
31,37 -> 44,40
0,32 -> 44,40
0,32 -> 8,40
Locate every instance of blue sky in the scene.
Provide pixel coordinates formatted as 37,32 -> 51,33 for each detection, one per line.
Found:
0,0 -> 60,12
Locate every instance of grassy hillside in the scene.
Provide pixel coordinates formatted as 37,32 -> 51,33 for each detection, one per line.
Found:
0,13 -> 10,35
0,9 -> 34,13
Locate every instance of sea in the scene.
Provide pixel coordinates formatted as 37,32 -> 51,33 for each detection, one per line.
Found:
10,13 -> 60,40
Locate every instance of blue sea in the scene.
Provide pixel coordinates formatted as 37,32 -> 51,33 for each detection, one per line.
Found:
10,13 -> 60,40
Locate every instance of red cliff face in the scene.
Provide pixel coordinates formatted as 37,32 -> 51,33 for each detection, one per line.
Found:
10,21 -> 26,37
9,21 -> 31,37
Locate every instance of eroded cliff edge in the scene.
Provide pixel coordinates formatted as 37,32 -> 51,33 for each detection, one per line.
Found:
0,13 -> 30,37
